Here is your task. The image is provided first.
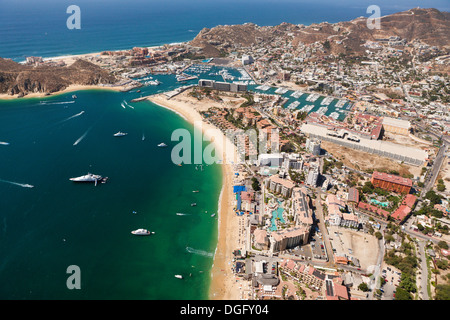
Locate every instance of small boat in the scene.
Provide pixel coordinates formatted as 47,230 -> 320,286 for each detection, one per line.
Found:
114,131 -> 128,137
191,203 -> 197,207
177,164 -> 182,167
148,80 -> 160,86
0,141 -> 10,146
72,95 -> 77,99
69,173 -> 108,186
157,143 -> 167,147
211,213 -> 216,217
131,229 -> 154,236
175,275 -> 183,279
192,190 -> 199,193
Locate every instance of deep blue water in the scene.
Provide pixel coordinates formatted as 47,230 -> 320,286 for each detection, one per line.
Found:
1,0 -> 448,62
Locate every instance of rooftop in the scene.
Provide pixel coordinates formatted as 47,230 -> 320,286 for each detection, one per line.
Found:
372,171 -> 413,187
382,117 -> 411,129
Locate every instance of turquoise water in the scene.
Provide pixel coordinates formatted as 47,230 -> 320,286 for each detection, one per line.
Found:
269,202 -> 285,232
0,87 -> 222,299
370,199 -> 389,207
249,85 -> 351,121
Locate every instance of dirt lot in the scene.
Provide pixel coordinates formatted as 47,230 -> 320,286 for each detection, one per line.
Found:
328,225 -> 379,271
321,140 -> 422,178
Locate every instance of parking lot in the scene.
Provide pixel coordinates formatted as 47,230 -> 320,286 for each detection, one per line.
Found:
328,225 -> 379,270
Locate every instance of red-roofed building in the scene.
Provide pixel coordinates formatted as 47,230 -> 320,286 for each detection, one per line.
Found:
402,194 -> 417,208
334,256 -> 349,265
348,187 -> 360,204
371,171 -> 412,194
357,202 -> 390,219
325,278 -> 349,300
391,205 -> 411,222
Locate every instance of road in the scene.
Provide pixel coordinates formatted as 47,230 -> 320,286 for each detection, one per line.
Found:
421,144 -> 447,197
313,188 -> 336,268
417,240 -> 430,300
368,237 -> 385,299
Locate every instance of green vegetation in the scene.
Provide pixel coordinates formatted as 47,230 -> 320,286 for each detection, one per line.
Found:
437,179 -> 446,192
358,282 -> 369,292
384,240 -> 418,300
289,169 -> 305,184
251,177 -> 261,192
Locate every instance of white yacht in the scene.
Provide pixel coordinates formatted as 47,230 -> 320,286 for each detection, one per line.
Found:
114,131 -> 128,137
157,142 -> 167,147
69,173 -> 108,185
131,229 -> 154,236
175,275 -> 183,279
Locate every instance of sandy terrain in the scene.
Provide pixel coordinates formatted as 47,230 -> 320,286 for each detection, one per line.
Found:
321,140 -> 422,178
328,226 -> 379,271
146,92 -> 246,300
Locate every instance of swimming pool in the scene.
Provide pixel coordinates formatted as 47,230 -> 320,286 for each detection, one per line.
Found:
370,199 -> 389,207
269,205 -> 286,232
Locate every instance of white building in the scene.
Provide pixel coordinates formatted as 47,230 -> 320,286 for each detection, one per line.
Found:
258,153 -> 284,167
306,138 -> 321,155
242,54 -> 254,65
306,169 -> 319,187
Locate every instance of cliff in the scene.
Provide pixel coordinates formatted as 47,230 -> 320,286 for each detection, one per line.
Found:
0,58 -> 117,96
189,8 -> 450,57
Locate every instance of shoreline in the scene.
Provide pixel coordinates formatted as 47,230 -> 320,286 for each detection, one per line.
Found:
0,84 -> 128,101
146,93 -> 242,300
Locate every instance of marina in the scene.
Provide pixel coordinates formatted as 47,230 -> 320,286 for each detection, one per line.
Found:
290,90 -> 304,99
274,87 -> 289,95
320,96 -> 334,106
306,93 -> 320,102
286,100 -> 300,110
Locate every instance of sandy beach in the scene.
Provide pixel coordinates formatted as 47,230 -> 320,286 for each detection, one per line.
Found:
147,92 -> 244,300
0,84 -> 128,101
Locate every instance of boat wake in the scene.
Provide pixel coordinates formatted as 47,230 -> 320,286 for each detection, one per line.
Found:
0,178 -> 34,188
186,247 -> 213,258
73,126 -> 92,146
121,100 -> 134,109
40,100 -> 75,105
60,110 -> 85,123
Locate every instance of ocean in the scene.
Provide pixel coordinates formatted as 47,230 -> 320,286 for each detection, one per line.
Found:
0,0 -> 448,300
2,0 -> 448,62
0,89 -> 222,299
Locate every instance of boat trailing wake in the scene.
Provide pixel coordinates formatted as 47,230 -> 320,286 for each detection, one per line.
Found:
60,111 -> 85,123
0,178 -> 34,188
73,126 -> 92,146
0,141 -> 10,146
121,100 -> 134,109
176,212 -> 190,216
186,247 -> 213,258
40,101 -> 75,106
